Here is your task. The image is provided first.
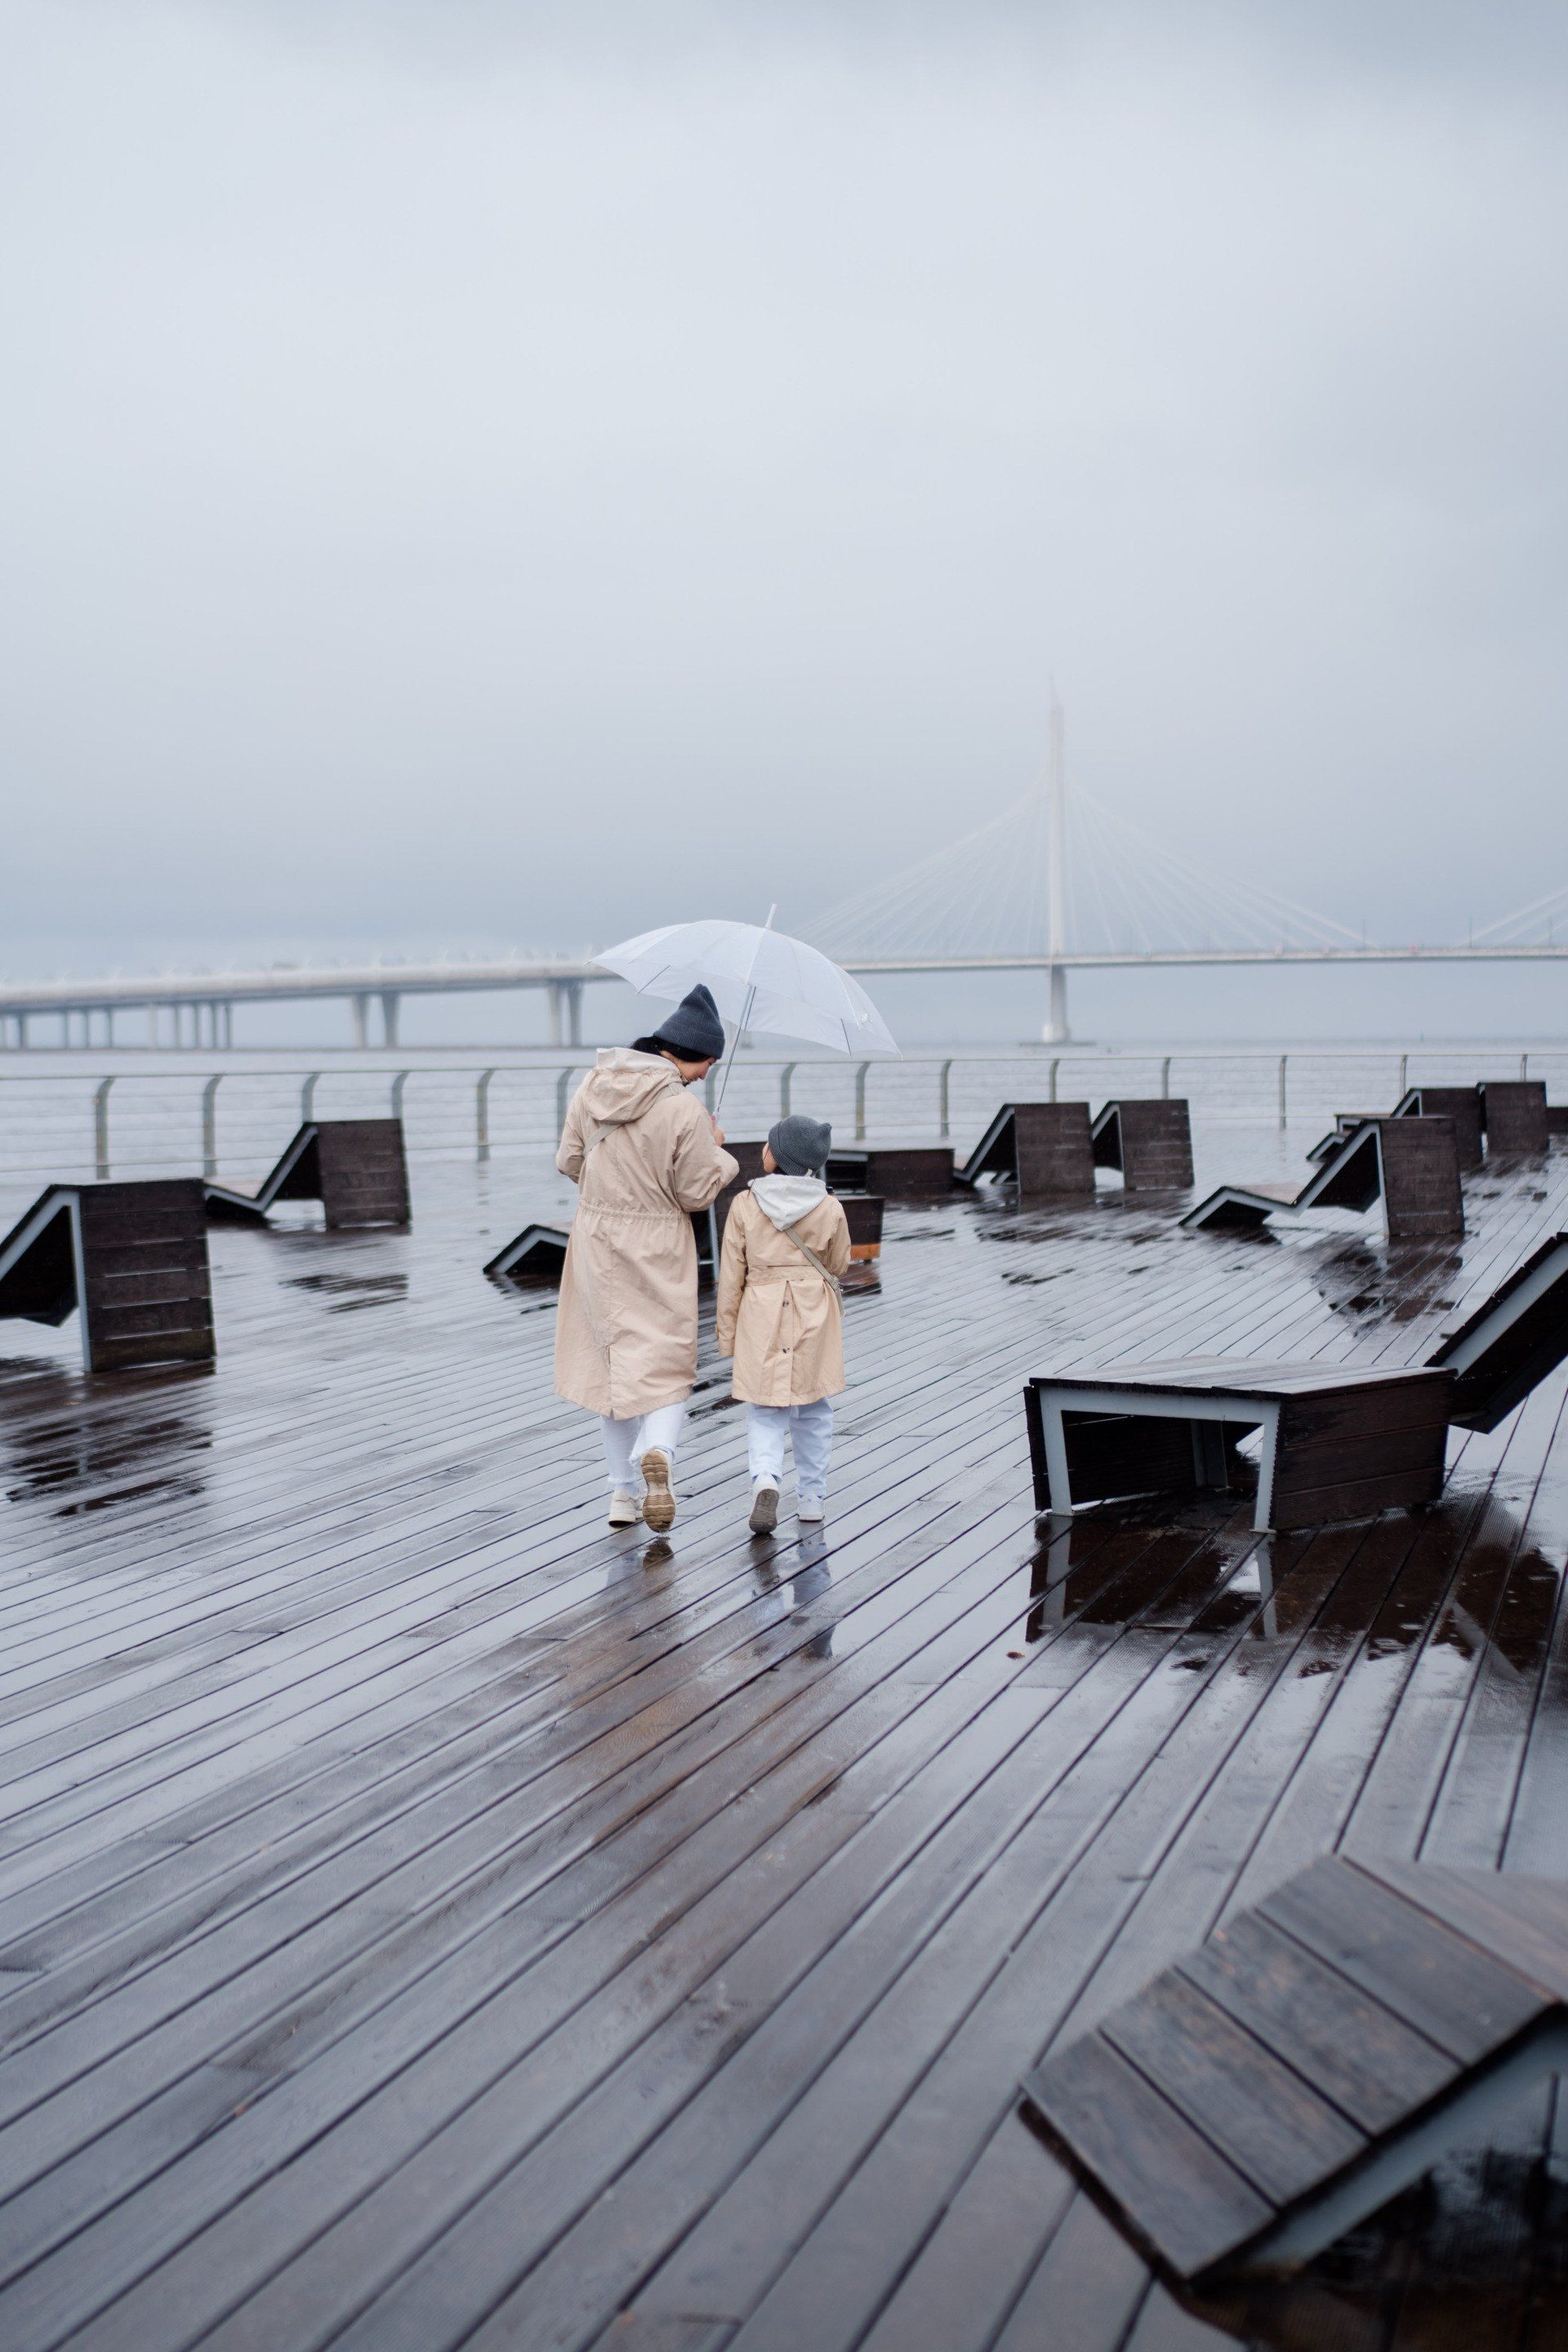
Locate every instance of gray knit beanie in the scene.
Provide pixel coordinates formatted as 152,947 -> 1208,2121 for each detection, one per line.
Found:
646,983 -> 725,1062
768,1115 -> 832,1174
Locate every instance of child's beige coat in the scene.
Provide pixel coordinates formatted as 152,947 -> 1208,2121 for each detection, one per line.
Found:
715,1188 -> 852,1405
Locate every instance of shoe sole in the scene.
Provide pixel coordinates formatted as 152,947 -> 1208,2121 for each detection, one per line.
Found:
749,1486 -> 780,1534
639,1451 -> 676,1532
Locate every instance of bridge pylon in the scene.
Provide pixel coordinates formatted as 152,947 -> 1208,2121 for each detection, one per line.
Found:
1041,689 -> 1071,1042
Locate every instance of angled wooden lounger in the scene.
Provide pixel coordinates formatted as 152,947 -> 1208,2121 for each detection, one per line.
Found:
484,1225 -> 570,1285
0,1178 -> 214,1371
1483,1079 -> 1549,1154
1307,1087 -> 1484,1173
1022,1854 -> 1568,2286
1184,1116 -> 1463,1242
1091,1100 -> 1194,1191
206,1118 -> 410,1231
956,1103 -> 1095,1199
1023,1230 -> 1568,1530
824,1147 -> 956,1196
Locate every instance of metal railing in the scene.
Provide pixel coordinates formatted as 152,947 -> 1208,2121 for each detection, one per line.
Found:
0,1047 -> 1561,1192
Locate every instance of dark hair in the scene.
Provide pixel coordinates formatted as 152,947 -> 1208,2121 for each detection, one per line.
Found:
634,1033 -> 711,1062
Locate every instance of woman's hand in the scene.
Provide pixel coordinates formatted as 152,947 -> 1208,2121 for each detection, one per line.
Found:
710,1119 -> 726,1146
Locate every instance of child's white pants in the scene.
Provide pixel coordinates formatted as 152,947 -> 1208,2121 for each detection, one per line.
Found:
747,1400 -> 834,1499
599,1401 -> 685,1493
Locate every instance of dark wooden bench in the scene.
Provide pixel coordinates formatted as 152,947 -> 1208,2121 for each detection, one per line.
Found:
1021,1853 -> 1568,2286
1023,1231 -> 1568,1530
483,1225 -> 570,1285
1483,1079 -> 1549,1155
825,1147 -> 956,1196
957,1102 -> 1095,1199
206,1119 -> 411,1231
0,1178 -> 214,1371
1393,1085 -> 1484,1169
1185,1116 -> 1464,1241
1091,1100 -> 1194,1191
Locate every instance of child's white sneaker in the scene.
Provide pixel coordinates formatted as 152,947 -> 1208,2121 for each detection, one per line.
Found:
798,1494 -> 825,1523
608,1490 -> 639,1527
749,1480 -> 780,1534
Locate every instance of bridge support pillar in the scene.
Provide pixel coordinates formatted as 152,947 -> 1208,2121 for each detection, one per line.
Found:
380,991 -> 401,1048
352,993 -> 370,1050
1042,963 -> 1071,1045
547,981 -> 583,1049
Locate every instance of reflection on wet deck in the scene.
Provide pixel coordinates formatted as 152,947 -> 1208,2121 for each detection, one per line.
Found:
0,1143 -> 1566,2350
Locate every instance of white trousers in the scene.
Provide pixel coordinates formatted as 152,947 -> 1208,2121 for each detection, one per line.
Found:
747,1400 -> 834,1499
599,1401 -> 686,1493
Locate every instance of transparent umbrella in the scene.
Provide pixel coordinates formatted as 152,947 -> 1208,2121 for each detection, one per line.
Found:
595,914 -> 899,1103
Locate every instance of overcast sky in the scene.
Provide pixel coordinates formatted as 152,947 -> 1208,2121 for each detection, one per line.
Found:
2,0 -> 1566,1041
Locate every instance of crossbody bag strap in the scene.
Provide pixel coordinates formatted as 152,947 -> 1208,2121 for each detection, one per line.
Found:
777,1218 -> 844,1300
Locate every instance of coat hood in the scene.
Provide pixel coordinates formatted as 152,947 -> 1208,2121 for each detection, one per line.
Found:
750,1173 -> 829,1231
579,1048 -> 684,1126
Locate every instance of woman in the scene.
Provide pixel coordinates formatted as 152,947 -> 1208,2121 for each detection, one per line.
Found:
555,982 -> 738,1530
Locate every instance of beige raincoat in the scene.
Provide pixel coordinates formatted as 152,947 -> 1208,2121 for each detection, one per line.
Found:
554,1049 -> 738,1419
715,1187 -> 852,1406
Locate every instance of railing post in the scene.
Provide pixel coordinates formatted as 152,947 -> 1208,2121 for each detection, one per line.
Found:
1160,1055 -> 1171,1100
854,1062 -> 870,1141
1277,1055 -> 1287,1129
1521,1052 -> 1530,1080
779,1062 -> 795,1117
301,1071 -> 320,1123
556,1065 -> 577,1134
201,1074 -> 222,1179
1399,1052 -> 1408,1096
93,1076 -> 114,1179
938,1058 -> 952,1140
1049,1058 -> 1060,1103
390,1070 -> 410,1120
476,1067 -> 496,1161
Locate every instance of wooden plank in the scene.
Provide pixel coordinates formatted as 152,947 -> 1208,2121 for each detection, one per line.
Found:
1259,1857 -> 1548,2060
1178,1910 -> 1457,2132
1358,1861 -> 1568,2004
0,1117 -> 1561,2348
1022,2029 -> 1273,2278
1100,1967 -> 1367,2204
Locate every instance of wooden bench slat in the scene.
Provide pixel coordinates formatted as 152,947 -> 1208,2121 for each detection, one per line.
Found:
1260,1858 -> 1549,2061
1022,2030 -> 1275,2278
1361,1861 -> 1568,2004
1177,1912 -> 1455,2132
1101,1970 -> 1367,2205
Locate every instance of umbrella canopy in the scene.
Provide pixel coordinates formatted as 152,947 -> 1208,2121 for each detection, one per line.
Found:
595,919 -> 899,1056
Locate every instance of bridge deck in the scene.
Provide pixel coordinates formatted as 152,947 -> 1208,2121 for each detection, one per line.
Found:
2,1145 -> 1568,2350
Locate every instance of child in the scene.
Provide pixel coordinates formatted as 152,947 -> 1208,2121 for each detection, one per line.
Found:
715,1115 -> 853,1532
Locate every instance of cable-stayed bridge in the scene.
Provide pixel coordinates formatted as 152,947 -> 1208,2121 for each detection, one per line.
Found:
2,707 -> 1564,1046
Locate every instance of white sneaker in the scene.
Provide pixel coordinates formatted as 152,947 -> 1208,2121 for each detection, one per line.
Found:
749,1481 -> 781,1534
608,1490 -> 639,1527
798,1494 -> 825,1523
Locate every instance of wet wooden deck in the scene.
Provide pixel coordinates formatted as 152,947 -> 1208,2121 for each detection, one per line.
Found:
2,1140 -> 1568,2352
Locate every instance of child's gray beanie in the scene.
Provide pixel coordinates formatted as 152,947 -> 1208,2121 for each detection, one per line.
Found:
768,1115 -> 832,1174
